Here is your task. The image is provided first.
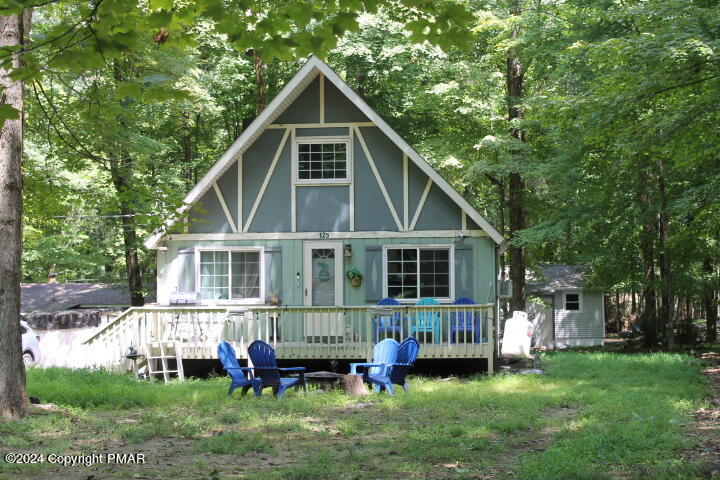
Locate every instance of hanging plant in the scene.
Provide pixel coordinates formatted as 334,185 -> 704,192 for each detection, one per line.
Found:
346,267 -> 363,287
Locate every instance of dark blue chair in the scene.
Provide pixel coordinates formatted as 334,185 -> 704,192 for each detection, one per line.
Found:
372,297 -> 403,342
362,337 -> 420,396
247,340 -> 306,398
217,341 -> 261,397
450,297 -> 482,344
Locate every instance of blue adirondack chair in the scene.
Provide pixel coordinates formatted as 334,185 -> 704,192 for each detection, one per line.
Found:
247,340 -> 306,398
450,297 -> 481,344
372,297 -> 403,342
361,337 -> 420,395
409,297 -> 442,344
349,338 -> 399,377
217,341 -> 261,397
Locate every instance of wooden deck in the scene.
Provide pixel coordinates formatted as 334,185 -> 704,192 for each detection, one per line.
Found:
83,304 -> 496,373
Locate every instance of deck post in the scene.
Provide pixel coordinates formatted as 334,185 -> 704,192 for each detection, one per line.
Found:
365,308 -> 373,362
246,310 -> 255,368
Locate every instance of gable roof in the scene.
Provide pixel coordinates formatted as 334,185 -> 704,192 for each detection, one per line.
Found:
526,265 -> 588,295
20,283 -> 134,313
145,55 -> 504,248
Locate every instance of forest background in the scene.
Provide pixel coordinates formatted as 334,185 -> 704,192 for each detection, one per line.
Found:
20,0 -> 720,348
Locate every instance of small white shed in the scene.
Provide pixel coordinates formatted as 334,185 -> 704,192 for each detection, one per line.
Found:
525,265 -> 605,349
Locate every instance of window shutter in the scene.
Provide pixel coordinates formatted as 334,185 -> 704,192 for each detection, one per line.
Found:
365,246 -> 383,302
264,247 -> 282,304
177,248 -> 195,293
454,245 -> 474,301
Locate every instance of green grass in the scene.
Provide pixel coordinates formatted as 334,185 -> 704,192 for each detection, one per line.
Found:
0,352 -> 710,480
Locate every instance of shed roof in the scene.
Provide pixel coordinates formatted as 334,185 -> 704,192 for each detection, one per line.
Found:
20,283 -> 133,313
526,265 -> 588,294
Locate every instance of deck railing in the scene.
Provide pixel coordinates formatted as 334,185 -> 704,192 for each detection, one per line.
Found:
83,304 -> 495,371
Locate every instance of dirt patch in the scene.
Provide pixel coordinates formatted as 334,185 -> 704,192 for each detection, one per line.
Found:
683,355 -> 720,474
478,405 -> 582,479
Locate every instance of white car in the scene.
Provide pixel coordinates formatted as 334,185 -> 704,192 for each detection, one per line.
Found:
20,321 -> 41,367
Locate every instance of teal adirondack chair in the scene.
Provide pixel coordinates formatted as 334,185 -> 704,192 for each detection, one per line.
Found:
409,298 -> 442,344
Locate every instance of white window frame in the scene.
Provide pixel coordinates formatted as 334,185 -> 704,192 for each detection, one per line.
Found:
194,246 -> 265,305
563,291 -> 583,312
293,135 -> 352,185
382,244 -> 455,303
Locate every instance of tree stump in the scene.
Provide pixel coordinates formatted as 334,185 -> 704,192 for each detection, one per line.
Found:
343,374 -> 368,395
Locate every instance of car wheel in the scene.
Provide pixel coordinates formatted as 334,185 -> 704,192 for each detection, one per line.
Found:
22,352 -> 34,367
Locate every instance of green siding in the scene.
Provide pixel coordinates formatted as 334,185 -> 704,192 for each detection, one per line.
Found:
160,236 -> 495,307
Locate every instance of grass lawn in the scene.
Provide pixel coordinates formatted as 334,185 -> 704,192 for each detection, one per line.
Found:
0,352 -> 712,480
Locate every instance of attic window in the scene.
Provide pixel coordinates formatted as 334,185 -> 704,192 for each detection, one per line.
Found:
295,137 -> 351,184
564,292 -> 581,311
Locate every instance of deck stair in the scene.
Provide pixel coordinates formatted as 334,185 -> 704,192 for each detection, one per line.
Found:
144,341 -> 185,383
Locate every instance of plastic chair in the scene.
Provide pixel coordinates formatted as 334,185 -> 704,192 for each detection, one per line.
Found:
217,341 -> 261,397
450,297 -> 482,343
247,340 -> 306,398
409,298 -> 442,344
372,297 -> 403,341
362,337 -> 420,396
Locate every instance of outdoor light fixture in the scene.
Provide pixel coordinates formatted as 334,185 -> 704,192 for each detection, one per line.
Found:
344,244 -> 353,257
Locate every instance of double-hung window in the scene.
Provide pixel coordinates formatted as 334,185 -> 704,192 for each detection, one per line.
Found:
564,292 -> 581,311
295,137 -> 351,183
197,248 -> 263,302
384,246 -> 452,301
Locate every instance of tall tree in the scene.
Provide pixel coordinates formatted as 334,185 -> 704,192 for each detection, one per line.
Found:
0,7 -> 31,420
505,0 -> 525,312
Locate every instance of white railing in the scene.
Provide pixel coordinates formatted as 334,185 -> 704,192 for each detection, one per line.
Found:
83,304 -> 494,370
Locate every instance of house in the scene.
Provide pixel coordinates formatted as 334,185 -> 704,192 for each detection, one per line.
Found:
525,265 -> 605,348
85,56 -> 505,373
21,282 -> 133,329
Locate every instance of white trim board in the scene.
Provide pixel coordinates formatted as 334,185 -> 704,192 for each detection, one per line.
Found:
145,55 -> 503,249
164,230 -> 486,241
212,182 -> 238,233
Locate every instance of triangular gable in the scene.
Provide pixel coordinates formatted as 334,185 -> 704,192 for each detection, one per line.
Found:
145,55 -> 504,248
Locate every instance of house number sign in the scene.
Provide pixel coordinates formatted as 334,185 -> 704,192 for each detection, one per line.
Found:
319,232 -> 330,239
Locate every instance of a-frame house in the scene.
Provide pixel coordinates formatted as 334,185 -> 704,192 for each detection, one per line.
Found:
88,56 -> 503,372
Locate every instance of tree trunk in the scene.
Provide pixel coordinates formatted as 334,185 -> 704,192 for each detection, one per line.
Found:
506,0 -> 525,313
111,61 -> 144,307
110,164 -> 145,306
703,259 -> 717,343
638,164 -> 657,348
181,111 -> 193,189
657,158 -> 673,349
498,180 -> 509,318
615,291 -> 621,332
0,9 -> 31,420
254,53 -> 265,115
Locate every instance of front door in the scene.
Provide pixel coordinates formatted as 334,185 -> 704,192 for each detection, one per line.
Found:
303,242 -> 344,342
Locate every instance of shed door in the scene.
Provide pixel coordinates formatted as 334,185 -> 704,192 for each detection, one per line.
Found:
528,295 -> 555,349
303,242 -> 344,342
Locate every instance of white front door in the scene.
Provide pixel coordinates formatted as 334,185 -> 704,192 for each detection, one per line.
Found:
303,241 -> 344,342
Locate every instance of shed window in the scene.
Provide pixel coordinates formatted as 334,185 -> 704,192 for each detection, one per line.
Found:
385,247 -> 452,300
564,293 -> 581,311
198,249 -> 262,301
296,139 -> 350,183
